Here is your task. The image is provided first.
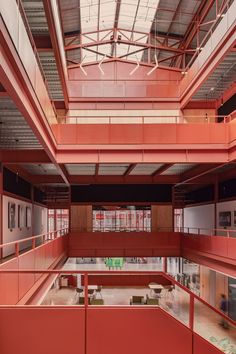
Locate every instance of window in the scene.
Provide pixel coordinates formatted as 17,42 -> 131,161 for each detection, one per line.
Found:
93,206 -> 151,232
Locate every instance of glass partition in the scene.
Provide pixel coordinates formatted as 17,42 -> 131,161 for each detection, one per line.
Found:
194,299 -> 236,353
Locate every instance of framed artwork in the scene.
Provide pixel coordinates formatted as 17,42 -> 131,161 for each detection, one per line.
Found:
8,202 -> 16,229
18,205 -> 24,228
234,211 -> 236,227
26,206 -> 32,228
219,211 -> 231,227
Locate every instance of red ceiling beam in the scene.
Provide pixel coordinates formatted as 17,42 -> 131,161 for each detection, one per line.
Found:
43,0 -> 69,108
95,163 -> 99,176
33,35 -> 53,51
182,0 -> 215,50
56,148 -> 228,164
178,163 -> 224,185
69,175 -> 180,185
123,164 -> 137,176
0,150 -> 51,164
152,164 -> 174,177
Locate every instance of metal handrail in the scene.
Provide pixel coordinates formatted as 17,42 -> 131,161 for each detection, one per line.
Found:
0,269 -> 235,329
59,114 -> 236,124
181,227 -> 236,237
60,115 -> 227,124
0,228 -> 69,257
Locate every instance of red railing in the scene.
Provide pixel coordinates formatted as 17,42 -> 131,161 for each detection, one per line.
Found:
0,269 -> 235,326
0,228 -> 69,258
180,227 -> 236,238
60,115 -> 226,124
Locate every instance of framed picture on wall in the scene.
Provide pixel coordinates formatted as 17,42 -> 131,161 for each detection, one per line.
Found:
18,205 -> 24,228
219,211 -> 231,227
8,202 -> 16,230
26,206 -> 32,228
234,211 -> 236,227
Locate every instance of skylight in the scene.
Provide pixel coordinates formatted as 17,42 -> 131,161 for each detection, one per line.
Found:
79,0 -> 160,63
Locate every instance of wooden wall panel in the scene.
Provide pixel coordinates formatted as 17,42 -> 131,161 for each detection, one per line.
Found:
70,205 -> 92,232
151,205 -> 173,231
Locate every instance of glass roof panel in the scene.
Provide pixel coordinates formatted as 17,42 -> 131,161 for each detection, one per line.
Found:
79,0 -> 160,63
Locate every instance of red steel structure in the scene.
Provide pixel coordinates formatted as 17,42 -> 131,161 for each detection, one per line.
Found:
1,0 -> 236,353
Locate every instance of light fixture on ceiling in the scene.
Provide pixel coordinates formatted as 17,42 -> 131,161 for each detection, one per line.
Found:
98,55 -> 106,75
129,56 -> 140,76
147,54 -> 158,76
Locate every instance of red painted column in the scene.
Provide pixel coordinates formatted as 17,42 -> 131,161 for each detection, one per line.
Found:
189,294 -> 194,331
163,257 -> 168,273
84,273 -> 89,307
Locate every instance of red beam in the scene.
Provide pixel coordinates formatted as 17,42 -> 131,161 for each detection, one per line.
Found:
152,163 -> 174,176
123,164 -> 137,176
69,175 -> 180,184
179,163 -> 224,184
33,35 -> 53,51
65,39 -> 185,55
95,163 -> 99,176
0,150 -> 51,164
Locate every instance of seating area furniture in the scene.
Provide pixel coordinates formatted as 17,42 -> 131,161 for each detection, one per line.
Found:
130,295 -> 145,305
90,298 -> 104,305
95,286 -> 103,298
148,283 -> 163,297
77,296 -> 104,305
146,295 -> 159,305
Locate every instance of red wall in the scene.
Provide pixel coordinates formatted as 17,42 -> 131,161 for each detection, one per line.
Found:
52,123 -> 228,146
182,234 -> 236,277
68,232 -> 181,257
0,236 -> 68,305
82,274 -> 172,287
193,334 -> 223,354
87,307 -> 192,354
0,307 -> 85,354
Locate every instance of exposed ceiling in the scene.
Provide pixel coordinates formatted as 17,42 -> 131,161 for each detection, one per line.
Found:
22,0 -> 64,101
192,51 -> 236,100
0,97 -> 42,149
21,163 -> 59,175
64,162 -> 196,176
59,0 -> 204,67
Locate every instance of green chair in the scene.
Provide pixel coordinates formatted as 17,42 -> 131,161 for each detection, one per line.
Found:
90,298 -> 104,305
146,295 -> 159,305
130,296 -> 145,305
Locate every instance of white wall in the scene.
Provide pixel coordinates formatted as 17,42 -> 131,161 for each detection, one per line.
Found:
2,195 -> 48,257
183,200 -> 236,236
217,200 -> 236,235
33,204 -> 48,235
2,195 -> 32,257
183,204 -> 215,235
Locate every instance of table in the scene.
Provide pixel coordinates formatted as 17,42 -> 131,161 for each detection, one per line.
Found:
148,284 -> 163,290
88,285 -> 98,290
